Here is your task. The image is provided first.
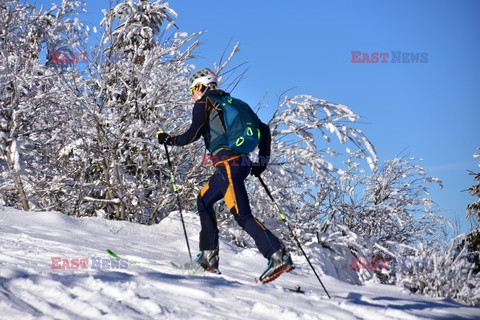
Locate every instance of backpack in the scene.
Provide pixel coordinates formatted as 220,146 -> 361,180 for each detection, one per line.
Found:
205,93 -> 261,154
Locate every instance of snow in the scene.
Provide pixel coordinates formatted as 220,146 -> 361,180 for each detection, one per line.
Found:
0,207 -> 478,320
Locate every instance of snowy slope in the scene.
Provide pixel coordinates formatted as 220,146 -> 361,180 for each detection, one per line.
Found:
0,207 -> 478,320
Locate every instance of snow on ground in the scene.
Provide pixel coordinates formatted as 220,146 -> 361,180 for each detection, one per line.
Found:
0,207 -> 478,320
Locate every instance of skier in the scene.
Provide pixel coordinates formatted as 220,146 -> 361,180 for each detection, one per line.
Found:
157,68 -> 293,283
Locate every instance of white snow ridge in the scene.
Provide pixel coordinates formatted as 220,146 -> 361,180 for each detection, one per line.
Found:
0,207 -> 478,320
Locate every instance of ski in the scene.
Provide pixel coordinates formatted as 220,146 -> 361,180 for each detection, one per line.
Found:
169,261 -> 203,275
106,249 -> 121,259
171,262 -> 310,296
285,285 -> 305,294
106,249 -> 140,264
254,277 -> 306,293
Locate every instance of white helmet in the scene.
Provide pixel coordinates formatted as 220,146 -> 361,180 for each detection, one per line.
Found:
188,68 -> 218,90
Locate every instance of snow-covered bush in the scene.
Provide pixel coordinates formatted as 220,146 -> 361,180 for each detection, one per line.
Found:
313,224 -> 376,285
388,235 -> 480,306
340,155 -> 446,246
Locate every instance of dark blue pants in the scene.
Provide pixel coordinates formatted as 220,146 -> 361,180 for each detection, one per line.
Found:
197,156 -> 281,259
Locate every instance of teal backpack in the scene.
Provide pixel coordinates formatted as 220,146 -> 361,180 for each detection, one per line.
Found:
205,93 -> 261,154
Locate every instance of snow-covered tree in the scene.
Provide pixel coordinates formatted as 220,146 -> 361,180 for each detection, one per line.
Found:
52,0 -> 203,221
463,148 -> 480,286
0,0 -> 88,210
350,155 -> 445,245
266,95 -> 377,238
467,148 -> 480,230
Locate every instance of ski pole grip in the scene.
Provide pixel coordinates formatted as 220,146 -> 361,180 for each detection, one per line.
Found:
158,129 -> 172,167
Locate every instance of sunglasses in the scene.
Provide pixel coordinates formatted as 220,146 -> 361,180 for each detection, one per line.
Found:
189,83 -> 205,95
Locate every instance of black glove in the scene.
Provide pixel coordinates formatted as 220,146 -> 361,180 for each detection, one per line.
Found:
157,132 -> 173,145
250,162 -> 267,177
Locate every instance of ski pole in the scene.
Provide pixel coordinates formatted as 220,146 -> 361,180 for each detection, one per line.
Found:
160,133 -> 193,263
257,175 -> 332,299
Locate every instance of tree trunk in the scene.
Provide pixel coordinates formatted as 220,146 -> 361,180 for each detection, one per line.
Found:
5,140 -> 30,210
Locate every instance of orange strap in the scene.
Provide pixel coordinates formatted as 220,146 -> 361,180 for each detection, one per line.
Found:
213,155 -> 242,167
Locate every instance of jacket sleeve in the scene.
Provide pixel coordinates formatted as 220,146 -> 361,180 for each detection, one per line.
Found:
257,120 -> 271,165
171,101 -> 208,146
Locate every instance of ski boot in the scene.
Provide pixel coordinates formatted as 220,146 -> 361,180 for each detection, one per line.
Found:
259,246 -> 293,283
195,248 -> 221,274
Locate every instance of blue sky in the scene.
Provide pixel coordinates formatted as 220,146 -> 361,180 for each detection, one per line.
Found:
34,0 -> 479,234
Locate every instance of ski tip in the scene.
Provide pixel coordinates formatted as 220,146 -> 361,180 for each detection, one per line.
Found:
105,249 -> 140,264
204,269 -> 222,275
286,285 -> 305,294
254,277 -> 258,283
106,249 -> 120,259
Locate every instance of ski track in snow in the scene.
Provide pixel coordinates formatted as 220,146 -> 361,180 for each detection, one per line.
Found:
0,207 -> 478,320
